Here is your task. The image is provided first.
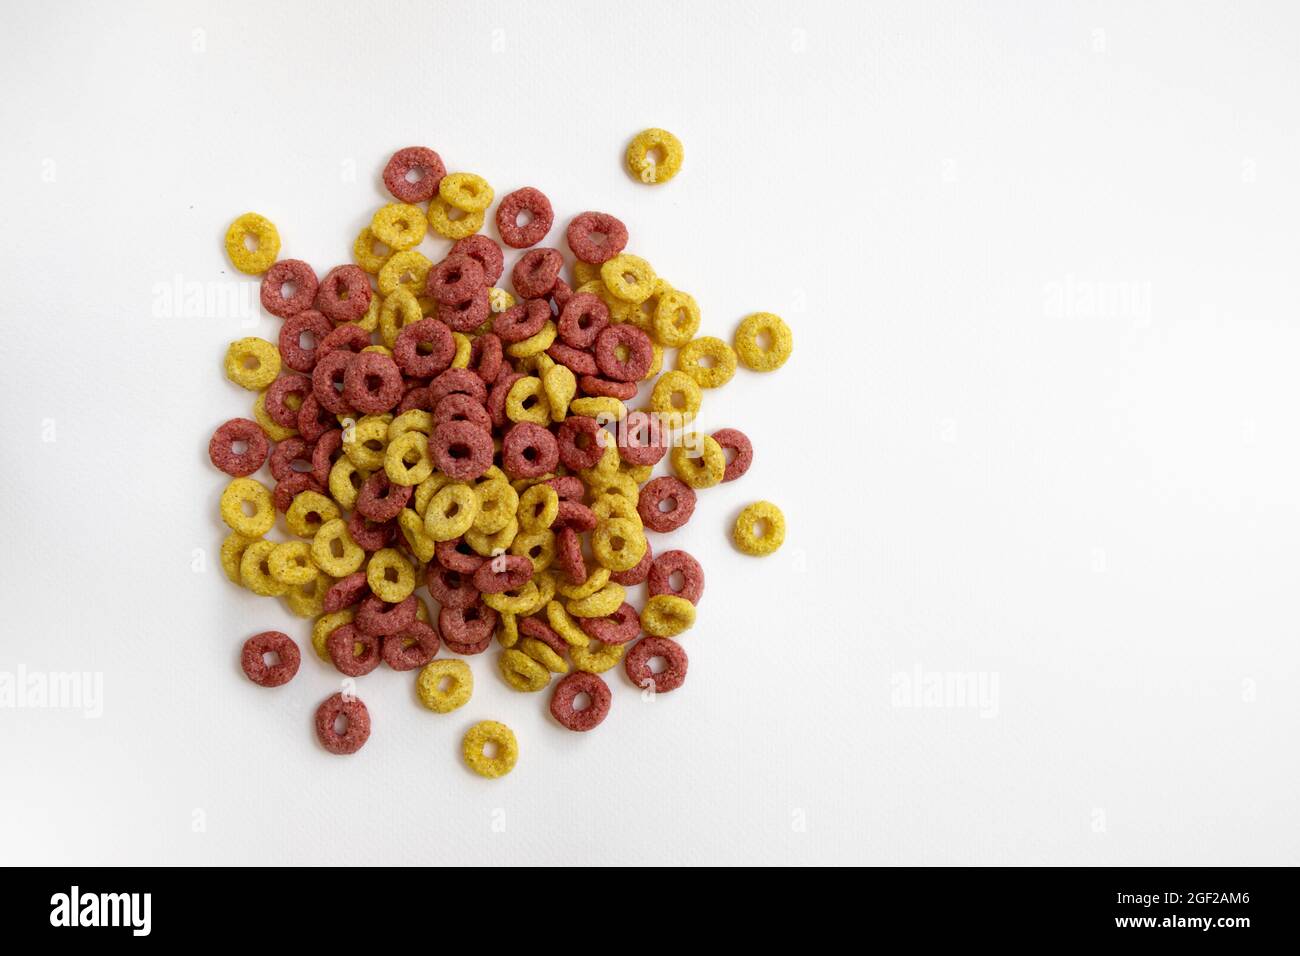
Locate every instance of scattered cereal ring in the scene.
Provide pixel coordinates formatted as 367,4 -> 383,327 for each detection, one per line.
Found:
428,253 -> 487,305
428,196 -> 485,240
224,212 -> 280,274
711,427 -> 753,482
578,602 -> 642,645
240,631 -> 300,687
430,421 -> 494,481
648,370 -> 702,421
279,309 -> 333,373
353,226 -> 391,275
452,234 -> 505,286
371,203 -> 428,251
624,636 -> 688,693
424,482 -> 479,541
648,549 -> 704,605
462,720 -> 517,778
670,433 -> 726,489
268,540 -> 317,586
315,692 -> 371,755
310,609 -> 356,661
734,312 -> 793,372
610,538 -> 653,586
591,518 -> 647,572
496,187 -> 554,248
733,500 -> 786,556
652,288 -> 701,348
316,265 -> 373,325
381,620 -> 440,671
676,336 -> 737,389
208,418 -> 269,477
417,659 -> 474,713
600,254 -> 657,304
566,581 -> 626,618
594,324 -> 654,381
383,146 -> 446,203
636,476 -> 696,533
260,259 -> 318,318
327,623 -> 382,677
499,648 -> 551,692
224,338 -> 281,391
569,638 -> 625,674
549,671 -> 611,731
566,211 -> 629,264
625,128 -> 684,184
323,572 -> 370,613
378,249 -> 432,298
440,172 -> 494,213
220,477 -> 275,537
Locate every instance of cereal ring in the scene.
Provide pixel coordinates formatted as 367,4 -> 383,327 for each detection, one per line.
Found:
553,415 -> 604,472
315,265 -> 373,325
501,422 -> 560,480
310,350 -> 354,416
366,547 -> 416,603
430,421 -> 493,481
462,720 -> 517,778
625,127 -> 684,184
595,324 -> 653,381
264,374 -> 312,430
341,417 -> 390,472
267,437 -> 311,483
519,635 -> 569,674
433,393 -> 492,433
544,599 -> 591,648
310,608 -> 355,661
496,187 -> 554,248
378,249 -> 432,297
546,342 -> 599,376
452,234 -> 504,286
553,500 -> 598,535
354,472 -> 411,523
566,211 -> 629,264
220,477 -> 275,537
636,476 -> 696,533
429,367 -> 488,406
268,540 -> 317,586
569,638 -> 625,674
341,352 -> 403,416
353,226 -> 391,275
468,333 -> 503,384
323,572 -> 369,613
708,427 -> 753,483
278,309 -> 333,373
417,659 -> 473,713
557,292 -> 610,348
224,212 -> 280,274
318,322 -> 371,360
676,336 -> 737,389
220,532 -> 258,584
260,258 -> 318,318
428,253 -> 486,305
517,482 -> 560,533
578,602 -> 641,646
311,518 -> 365,576
390,318 -> 454,379
371,203 -> 428,251
472,554 -> 534,594
566,580 -> 626,618
616,410 -> 667,466
511,248 -> 564,300
348,511 -> 397,552
426,564 -> 480,609
648,370 -> 702,421
600,254 -> 657,304
424,483 -> 479,541
505,376 -> 551,425
499,648 -> 551,692
439,601 -> 498,652
315,692 -> 370,755
327,623 -> 381,677
640,594 -> 696,638
381,620 -> 440,671
208,418 -> 269,477
438,286 -> 491,333
238,540 -> 287,596
624,636 -> 688,693
549,671 -> 611,731
670,433 -> 726,489
492,298 -> 549,344
734,312 -> 793,372
733,500 -> 786,556
439,172 -> 494,213
546,475 -> 586,502
648,549 -> 704,604
651,289 -> 701,348
427,195 -> 485,240
224,337 -> 281,391
578,375 -> 637,401
591,518 -> 647,573
383,146 -> 446,203
472,478 -> 518,534
610,538 -> 653,586
240,631 -> 300,687
384,430 -> 432,486
356,592 -> 418,637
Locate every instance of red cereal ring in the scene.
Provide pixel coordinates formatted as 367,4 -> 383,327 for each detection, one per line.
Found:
347,511 -> 397,551
398,384 -> 433,414
315,265 -> 373,325
297,393 -> 336,442
496,187 -> 554,248
429,367 -> 488,407
556,415 -> 608,472
624,636 -> 688,694
323,572 -> 370,613
579,375 -> 637,400
381,620 -> 440,671
279,309 -> 333,373
208,418 -> 269,477
566,211 -> 629,264
274,473 -> 323,513
610,538 -> 653,586
315,692 -> 371,755
617,410 -> 668,466
486,371 -> 524,428
546,475 -> 586,502
430,420 -> 494,480
546,342 -> 599,376
260,258 -> 319,318
443,633 -> 493,656
394,317 -> 455,379
578,602 -> 642,646
382,146 -> 446,203
511,247 -> 564,300
557,292 -> 610,348
555,525 -> 588,585
711,427 -> 753,482
240,630 -> 301,687
425,564 -> 480,609
438,601 -> 498,650
355,472 -> 413,522
501,422 -> 560,480
356,594 -> 418,637
265,373 -> 313,428
427,253 -> 487,305
492,298 -> 550,344
549,671 -> 612,732
433,393 -> 491,432
451,234 -> 504,286
343,351 -> 404,414
270,436 -> 314,482
317,323 -> 372,360
648,549 -> 705,604
327,623 -> 381,677
467,332 -> 503,383
311,350 -> 356,416
438,286 -> 490,332
637,476 -> 697,533
549,277 -> 573,312
310,428 -> 344,486
594,324 -> 653,382
435,537 -> 486,574
519,615 -> 567,655
472,554 -> 534,594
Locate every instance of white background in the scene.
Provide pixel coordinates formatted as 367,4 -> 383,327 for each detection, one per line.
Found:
1,0 -> 1297,866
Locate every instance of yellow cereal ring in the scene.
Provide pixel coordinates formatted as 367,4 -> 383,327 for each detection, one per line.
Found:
519,637 -> 569,675
545,599 -> 591,648
734,312 -> 793,372
449,331 -> 473,368
428,195 -> 484,240
645,342 -> 664,379
589,494 -> 642,530
648,370 -> 703,421
423,483 -> 479,541
354,291 -> 382,332
285,571 -> 331,618
488,287 -> 516,313
505,376 -> 552,425
543,364 -> 576,423
239,540 -> 288,597
626,127 -> 684,184
473,479 -> 519,534
253,391 -> 297,441
499,649 -> 551,691
641,593 -> 696,637
462,720 -> 518,778
398,508 -> 437,563
224,212 -> 280,274
591,518 -> 647,572
328,457 -> 368,511
505,320 -> 558,359
268,540 -> 317,586
465,518 -> 517,557
670,433 -> 726,489
572,260 -> 602,286
733,500 -> 786,556
676,336 -> 737,389
353,226 -> 391,275
554,566 -> 611,602
385,430 -> 433,486
566,581 -> 626,618
413,473 -> 453,516
439,172 -> 494,213
510,528 -> 555,573
652,288 -> 701,348
224,337 -> 281,391
220,531 -> 259,584
378,249 -> 432,298
600,254 -> 657,304
220,477 -> 275,537
517,482 -> 559,533
481,580 -> 540,615
366,547 -> 415,603
371,203 -> 427,251
310,518 -> 366,577
417,659 -> 474,713
497,611 -> 519,648
312,609 -> 356,662
379,286 -> 424,349
286,490 -> 339,537
388,409 -> 433,442
569,396 -> 627,422
342,416 -> 389,470
620,460 -> 654,485
586,471 -> 640,504
570,639 -> 625,675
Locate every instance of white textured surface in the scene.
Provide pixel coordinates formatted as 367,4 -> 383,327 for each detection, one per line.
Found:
1,0 -> 1297,865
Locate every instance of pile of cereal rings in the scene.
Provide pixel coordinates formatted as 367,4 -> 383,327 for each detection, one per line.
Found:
214,133 -> 793,777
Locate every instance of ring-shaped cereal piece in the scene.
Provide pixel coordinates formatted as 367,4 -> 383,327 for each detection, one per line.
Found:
342,417 -> 390,471
392,318 -> 455,379
733,312 -> 793,372
209,418 -> 269,477
355,471 -> 413,523
439,601 -> 498,652
356,594 -> 418,637
428,253 -> 486,305
579,375 -> 637,401
624,636 -> 688,693
625,128 -> 684,185
381,620 -> 440,671
239,540 -> 287,596
566,211 -> 629,264
519,636 -> 568,674
578,602 -> 642,646
427,196 -> 485,240
472,554 -> 534,594
616,410 -> 667,466
710,427 -> 754,482
545,599 -> 591,648
557,292 -> 610,349
510,528 -> 555,573
343,352 -> 404,415
378,249 -> 433,298
452,234 -> 505,286
492,299 -> 549,344
546,342 -> 598,377
594,324 -> 654,382
610,538 -> 653,586
323,572 -> 370,613
636,476 -> 696,533
220,532 -> 258,584
224,338 -> 281,391
429,421 -> 493,481
676,336 -> 737,389
511,248 -> 564,300
733,500 -> 786,556
439,172 -> 494,213
518,483 -> 559,532
505,320 -> 557,360
462,720 -> 517,778
311,351 -> 354,416
426,564 -> 480,610
600,254 -> 657,304
310,609 -> 355,661
268,540 -> 317,586
648,549 -> 704,605
220,477 -> 275,537
670,434 -> 726,489
501,422 -> 560,480
438,287 -> 491,333
224,212 -> 280,274
429,367 -> 488,407
566,581 -> 626,618
569,638 -> 625,675
384,430 -> 432,486
424,483 -> 479,541
543,364 -> 576,423
504,376 -> 551,426
371,203 -> 428,251
310,518 -> 366,577
499,648 -> 552,692
472,479 -> 518,534
260,259 -> 318,318
327,623 -> 381,677
348,511 -> 397,552
315,265 -> 373,325
651,288 -> 701,348
648,370 -> 702,422
549,671 -> 611,730
353,226 -> 391,275
240,631 -> 301,687
279,309 -> 333,373
591,518 -> 647,573
640,594 -> 696,638
366,547 -> 416,603
285,571 -> 331,618
417,659 -> 473,713
315,692 -> 371,755
433,393 -> 492,433
383,146 -> 446,203
496,187 -> 554,249
554,415 -> 606,472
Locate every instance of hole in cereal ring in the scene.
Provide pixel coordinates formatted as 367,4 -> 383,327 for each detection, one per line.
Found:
333,713 -> 349,735
405,168 -> 424,183
330,538 -> 344,558
384,567 -> 398,583
437,675 -> 453,692
670,391 -> 686,409
241,500 -> 257,517
753,518 -> 770,538
756,329 -> 773,351
610,536 -> 626,551
646,145 -> 666,167
482,740 -> 499,759
515,209 -> 533,228
669,570 -> 685,591
231,440 -> 249,455
280,280 -> 298,300
242,355 -> 260,370
262,651 -> 281,668
243,233 -> 259,253
648,656 -> 667,675
658,497 -> 677,513
572,692 -> 592,712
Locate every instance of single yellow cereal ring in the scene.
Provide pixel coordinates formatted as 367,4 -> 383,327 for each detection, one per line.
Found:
424,482 -> 479,541
239,540 -> 289,597
519,637 -> 569,675
312,609 -> 356,662
497,611 -> 519,648
570,639 -> 625,675
378,249 -> 432,297
733,500 -> 786,556
600,254 -> 657,304
310,517 -> 366,577
428,195 -> 485,240
328,457 -> 368,511
220,531 -> 259,584
225,338 -> 281,391
371,203 -> 427,251
385,430 -> 433,486
569,396 -> 627,422
505,376 -> 552,425
505,320 -> 558,359
353,226 -> 391,275
413,473 -> 453,516
285,490 -> 339,537
473,478 -> 519,534
626,127 -> 684,184
439,172 -> 494,213
224,212 -> 280,274
378,287 -> 422,349
481,580 -> 540,615
398,508 -> 437,563
734,312 -> 793,372
510,528 -> 555,573
462,720 -> 517,778
566,581 -> 626,618
448,331 -> 473,368
591,518 -> 647,572
589,493 -> 642,529
354,291 -> 382,332
648,370 -> 703,421
488,287 -> 516,313
652,288 -> 701,348
417,659 -> 474,713
465,518 -> 517,557
543,364 -> 576,423
586,471 -> 640,504
641,593 -> 696,637
367,547 -> 415,603
268,540 -> 317,586
554,566 -> 610,602
220,477 -> 275,537
342,416 -> 389,470
572,260 -> 602,286
253,391 -> 297,441
676,336 -> 737,389
285,571 -> 331,618
517,482 -> 559,533
545,599 -> 590,648
499,649 -> 551,691
388,409 -> 434,442
670,433 -> 726,489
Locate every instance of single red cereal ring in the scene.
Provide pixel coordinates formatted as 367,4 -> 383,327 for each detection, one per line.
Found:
545,475 -> 586,502
502,422 -> 559,480
209,418 -> 269,477
492,298 -> 550,343
240,630 -> 301,687
711,427 -> 754,482
579,375 -> 637,400
327,623 -> 381,677
430,421 -> 494,481
555,525 -> 587,584
617,410 -> 668,466
553,499 -> 598,532
578,602 -> 641,646
398,384 -> 433,414
496,186 -> 554,248
383,146 -> 446,203
435,537 -> 486,574
317,322 -> 372,360
270,436 -> 314,481
356,593 -> 418,636
426,564 -> 480,609
595,324 -> 653,382
451,234 -> 504,286
566,211 -> 629,264
520,615 -> 567,655
433,392 -> 492,432
381,620 -> 440,671
274,473 -> 323,513
347,511 -> 397,551
556,415 -> 608,471
546,342 -> 599,376
558,292 -> 610,348
511,247 -> 564,300
394,317 -> 455,379
323,572 -> 370,613
297,393 -> 336,442
427,253 -> 486,305
467,332 -> 503,383
624,636 -> 688,693
637,476 -> 697,532
355,472 -> 413,522
315,265 -> 373,325
443,633 -> 493,656
472,554 -> 534,594
310,428 -> 344,486
610,539 -> 653,586
549,671 -> 611,732
438,286 -> 490,332
315,692 -> 371,755
279,309 -> 333,373
311,350 -> 356,415
648,549 -> 705,604
343,351 -> 404,414
260,259 -> 318,318
439,601 -> 498,648
265,374 -> 312,429
429,367 -> 488,407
